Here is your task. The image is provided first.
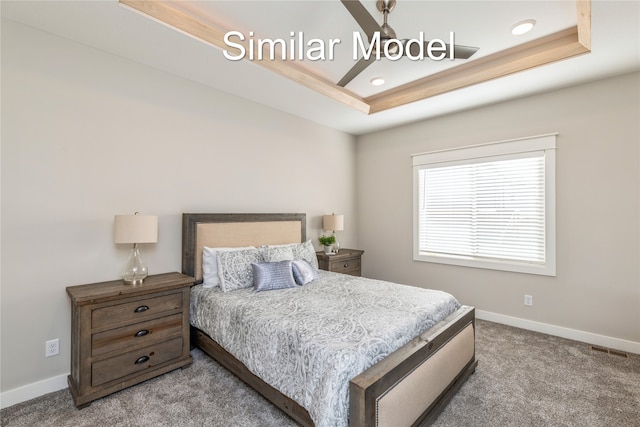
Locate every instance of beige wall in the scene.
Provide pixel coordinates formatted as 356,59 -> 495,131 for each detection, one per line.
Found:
356,72 -> 640,344
0,20 -> 356,393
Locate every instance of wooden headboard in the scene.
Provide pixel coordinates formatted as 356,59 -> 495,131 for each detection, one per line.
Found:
182,213 -> 306,283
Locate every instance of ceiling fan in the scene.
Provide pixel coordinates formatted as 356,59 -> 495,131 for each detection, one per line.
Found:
338,0 -> 480,87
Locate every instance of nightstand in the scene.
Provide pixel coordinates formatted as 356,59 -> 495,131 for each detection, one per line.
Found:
316,249 -> 364,276
66,272 -> 194,408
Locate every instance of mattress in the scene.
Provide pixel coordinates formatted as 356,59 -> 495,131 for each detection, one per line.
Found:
190,270 -> 461,427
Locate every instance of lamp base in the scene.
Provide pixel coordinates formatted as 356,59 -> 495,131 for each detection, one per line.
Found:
122,244 -> 148,286
333,234 -> 340,253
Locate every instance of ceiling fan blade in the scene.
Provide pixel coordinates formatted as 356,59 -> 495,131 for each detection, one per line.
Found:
337,56 -> 376,87
448,44 -> 479,59
341,0 -> 382,39
404,41 -> 479,60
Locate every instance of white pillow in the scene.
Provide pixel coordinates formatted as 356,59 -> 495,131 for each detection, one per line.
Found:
202,246 -> 254,288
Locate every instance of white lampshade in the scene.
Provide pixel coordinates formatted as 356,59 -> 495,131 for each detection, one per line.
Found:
114,214 -> 158,244
323,214 -> 344,232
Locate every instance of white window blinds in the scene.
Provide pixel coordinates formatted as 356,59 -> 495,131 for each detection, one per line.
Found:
413,134 -> 556,276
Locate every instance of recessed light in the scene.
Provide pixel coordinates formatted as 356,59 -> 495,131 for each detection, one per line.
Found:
370,77 -> 385,86
511,19 -> 536,35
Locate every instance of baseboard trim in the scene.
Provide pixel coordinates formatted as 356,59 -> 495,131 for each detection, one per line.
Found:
476,310 -> 640,355
1,373 -> 68,409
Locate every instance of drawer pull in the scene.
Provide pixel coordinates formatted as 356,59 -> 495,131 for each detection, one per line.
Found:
343,263 -> 349,268
134,355 -> 150,365
134,329 -> 149,337
134,305 -> 149,313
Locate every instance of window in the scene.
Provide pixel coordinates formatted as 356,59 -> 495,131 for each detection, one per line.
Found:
413,134 -> 556,276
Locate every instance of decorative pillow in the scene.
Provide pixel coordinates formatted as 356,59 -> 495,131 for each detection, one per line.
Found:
202,246 -> 253,288
291,240 -> 319,270
261,245 -> 295,262
264,240 -> 319,270
291,259 -> 318,285
252,261 -> 297,292
217,248 -> 263,292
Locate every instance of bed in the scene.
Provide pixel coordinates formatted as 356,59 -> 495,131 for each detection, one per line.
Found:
182,213 -> 477,427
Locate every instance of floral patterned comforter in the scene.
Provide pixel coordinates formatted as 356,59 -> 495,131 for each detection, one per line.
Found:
190,270 -> 460,427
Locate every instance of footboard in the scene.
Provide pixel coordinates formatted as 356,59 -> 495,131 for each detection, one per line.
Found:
349,306 -> 476,427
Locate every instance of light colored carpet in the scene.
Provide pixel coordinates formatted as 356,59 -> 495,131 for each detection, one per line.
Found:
433,320 -> 639,427
2,320 -> 638,426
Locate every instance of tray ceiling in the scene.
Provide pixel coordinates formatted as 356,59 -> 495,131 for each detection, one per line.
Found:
121,0 -> 591,114
2,0 -> 639,134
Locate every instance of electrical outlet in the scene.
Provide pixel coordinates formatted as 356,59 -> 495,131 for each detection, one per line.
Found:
524,295 -> 533,307
45,338 -> 59,357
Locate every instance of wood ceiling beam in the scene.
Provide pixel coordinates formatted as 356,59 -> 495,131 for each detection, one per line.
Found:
366,27 -> 590,113
577,0 -> 592,50
119,0 -> 590,116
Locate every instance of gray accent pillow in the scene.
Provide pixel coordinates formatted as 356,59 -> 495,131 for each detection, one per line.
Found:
252,261 -> 297,292
291,259 -> 318,285
217,248 -> 263,292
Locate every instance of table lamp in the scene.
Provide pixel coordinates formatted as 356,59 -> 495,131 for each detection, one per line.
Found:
322,214 -> 344,254
114,212 -> 158,285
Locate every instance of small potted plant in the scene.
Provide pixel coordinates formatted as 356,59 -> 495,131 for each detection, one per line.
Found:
318,234 -> 336,255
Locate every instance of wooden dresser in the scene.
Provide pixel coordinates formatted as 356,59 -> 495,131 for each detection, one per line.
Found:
316,249 -> 364,276
66,272 -> 194,408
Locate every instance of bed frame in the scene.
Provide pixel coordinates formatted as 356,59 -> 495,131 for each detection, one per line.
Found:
182,213 -> 477,427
